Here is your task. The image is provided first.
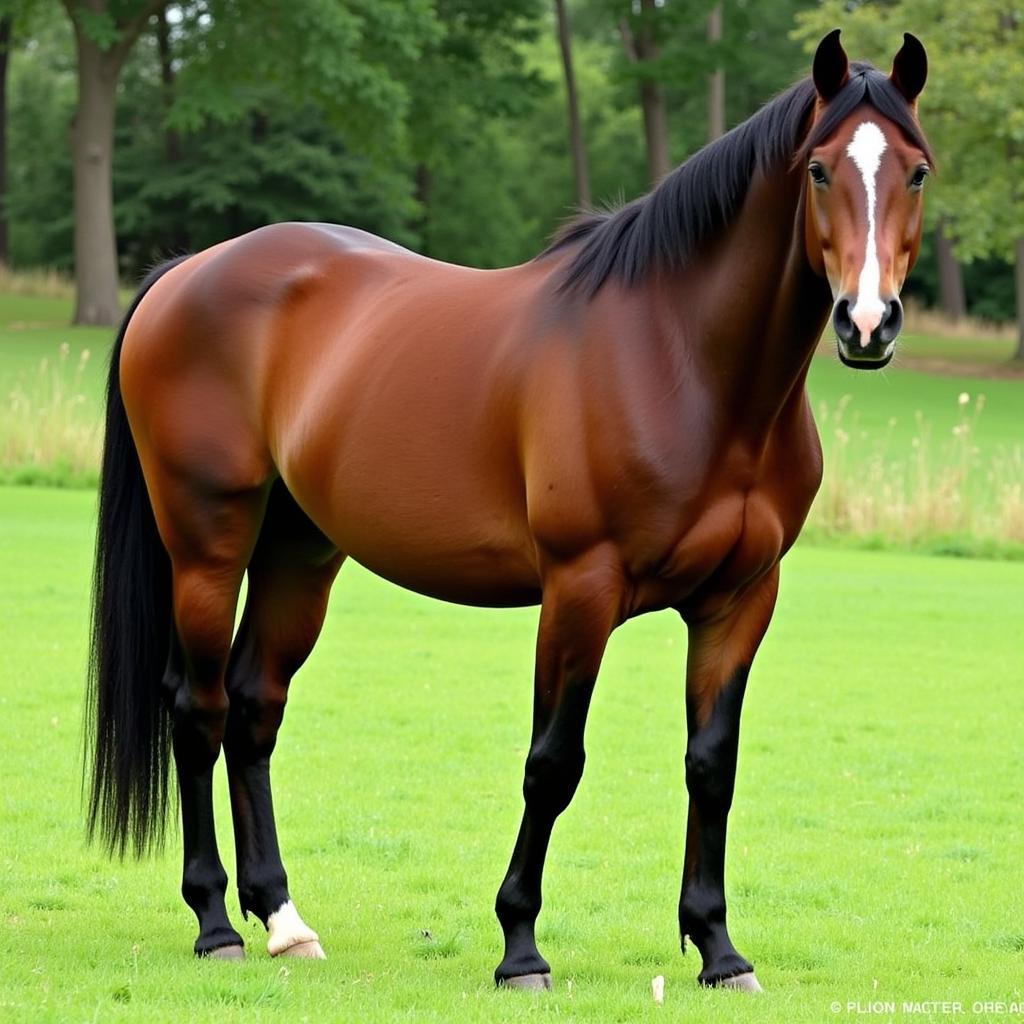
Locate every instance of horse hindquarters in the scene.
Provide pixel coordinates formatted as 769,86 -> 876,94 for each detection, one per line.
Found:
90,255 -> 272,956
135,420 -> 343,958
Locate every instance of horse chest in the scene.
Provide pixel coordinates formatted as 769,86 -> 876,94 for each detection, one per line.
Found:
642,489 -> 781,612
635,434 -> 821,618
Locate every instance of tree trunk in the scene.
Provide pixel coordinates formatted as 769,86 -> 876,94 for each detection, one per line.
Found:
935,220 -> 966,321
553,0 -> 590,208
639,77 -> 669,185
0,16 -> 12,266
1015,236 -> 1024,361
69,31 -> 122,325
65,0 -> 168,325
156,8 -> 180,164
413,162 -> 432,253
707,5 -> 725,142
620,0 -> 669,185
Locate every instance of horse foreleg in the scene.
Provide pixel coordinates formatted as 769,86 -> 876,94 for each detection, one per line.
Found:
677,568 -> 779,992
494,548 -> 624,989
224,494 -> 343,958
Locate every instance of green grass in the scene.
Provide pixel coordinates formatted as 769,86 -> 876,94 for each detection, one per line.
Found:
808,343 -> 1022,456
2,486 -> 1023,1022
805,347 -> 1024,553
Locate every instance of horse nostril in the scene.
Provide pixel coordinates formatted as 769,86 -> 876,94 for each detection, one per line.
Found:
877,298 -> 903,344
832,298 -> 856,344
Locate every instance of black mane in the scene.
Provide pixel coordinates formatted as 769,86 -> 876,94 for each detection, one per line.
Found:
545,63 -> 933,297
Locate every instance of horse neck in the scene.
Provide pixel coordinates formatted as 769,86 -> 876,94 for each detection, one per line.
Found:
655,165 -> 832,438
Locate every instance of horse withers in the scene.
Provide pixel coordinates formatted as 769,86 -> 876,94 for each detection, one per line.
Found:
85,30 -> 930,992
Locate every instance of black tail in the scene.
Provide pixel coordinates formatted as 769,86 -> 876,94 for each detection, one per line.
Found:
85,256 -> 190,858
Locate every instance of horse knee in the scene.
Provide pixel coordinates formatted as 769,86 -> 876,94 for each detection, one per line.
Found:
523,744 -> 585,818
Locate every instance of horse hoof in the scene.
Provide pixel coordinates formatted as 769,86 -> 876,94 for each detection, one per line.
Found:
500,972 -> 553,991
208,944 -> 245,961
721,972 -> 762,993
275,939 -> 326,959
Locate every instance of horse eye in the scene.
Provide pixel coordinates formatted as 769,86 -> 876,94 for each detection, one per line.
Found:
808,162 -> 828,186
910,165 -> 929,190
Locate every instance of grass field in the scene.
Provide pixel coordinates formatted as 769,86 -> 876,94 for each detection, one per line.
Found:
1,486 -> 1023,1023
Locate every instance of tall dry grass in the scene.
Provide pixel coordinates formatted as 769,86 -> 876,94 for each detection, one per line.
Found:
0,266 -> 75,301
1,343 -> 100,486
902,299 -> 1017,344
810,391 -> 1024,548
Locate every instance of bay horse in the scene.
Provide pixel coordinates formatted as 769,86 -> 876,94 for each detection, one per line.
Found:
86,30 -> 931,993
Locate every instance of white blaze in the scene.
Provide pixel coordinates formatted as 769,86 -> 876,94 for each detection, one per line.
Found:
846,121 -> 888,347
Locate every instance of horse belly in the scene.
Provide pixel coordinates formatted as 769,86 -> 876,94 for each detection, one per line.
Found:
278,371 -> 541,607
293,465 -> 540,606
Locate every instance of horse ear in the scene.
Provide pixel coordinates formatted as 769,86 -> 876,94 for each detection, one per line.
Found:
813,29 -> 849,102
890,32 -> 927,104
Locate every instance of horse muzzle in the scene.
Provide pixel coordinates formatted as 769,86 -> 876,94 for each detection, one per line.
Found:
832,295 -> 903,370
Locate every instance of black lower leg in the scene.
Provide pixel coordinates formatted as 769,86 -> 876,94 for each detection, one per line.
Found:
167,635 -> 242,956
679,665 -> 752,985
176,753 -> 243,955
494,685 -> 592,983
224,737 -> 290,925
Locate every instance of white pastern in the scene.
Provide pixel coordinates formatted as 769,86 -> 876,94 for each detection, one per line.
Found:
846,121 -> 888,346
267,900 -> 322,956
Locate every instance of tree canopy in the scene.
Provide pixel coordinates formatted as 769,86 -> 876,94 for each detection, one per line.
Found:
0,0 -> 1018,325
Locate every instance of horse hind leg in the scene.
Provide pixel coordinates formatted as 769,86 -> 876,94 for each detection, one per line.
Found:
155,474 -> 271,958
223,483 -> 344,958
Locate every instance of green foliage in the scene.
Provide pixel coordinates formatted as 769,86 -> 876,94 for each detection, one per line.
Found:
0,0 -> 1020,322
169,0 -> 440,163
72,5 -> 122,50
575,0 -> 814,159
114,54 -> 420,269
902,232 -> 1016,322
5,15 -> 77,269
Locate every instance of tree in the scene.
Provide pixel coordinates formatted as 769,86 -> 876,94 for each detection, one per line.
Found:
0,0 -> 44,267
553,0 -> 590,206
794,1 -> 1024,357
0,15 -> 12,264
617,0 -> 670,184
24,0 -> 440,326
935,220 -> 966,321
578,0 -> 812,182
61,0 -> 167,325
399,0 -> 545,256
706,4 -> 724,142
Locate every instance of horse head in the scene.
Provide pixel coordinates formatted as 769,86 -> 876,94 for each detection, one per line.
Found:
804,30 -> 931,368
